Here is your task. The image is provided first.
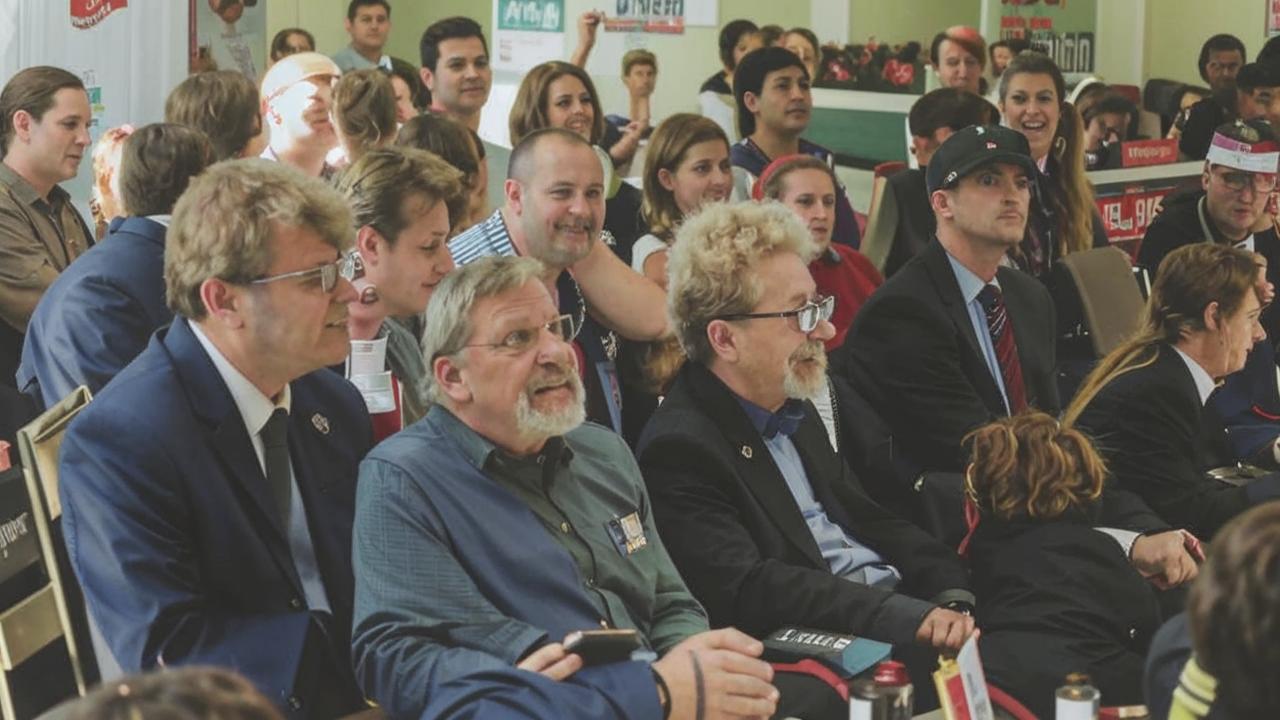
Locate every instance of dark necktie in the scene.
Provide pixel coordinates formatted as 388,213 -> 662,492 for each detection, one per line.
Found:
977,284 -> 1028,414
260,408 -> 293,530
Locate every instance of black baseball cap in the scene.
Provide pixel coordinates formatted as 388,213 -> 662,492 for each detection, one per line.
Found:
926,124 -> 1038,194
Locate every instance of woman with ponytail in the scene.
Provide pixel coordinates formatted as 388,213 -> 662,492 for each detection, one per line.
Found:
1067,243 -> 1280,539
998,51 -> 1108,278
962,412 -> 1163,718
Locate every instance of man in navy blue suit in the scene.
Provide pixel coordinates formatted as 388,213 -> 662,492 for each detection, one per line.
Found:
59,158 -> 370,717
17,123 -> 211,407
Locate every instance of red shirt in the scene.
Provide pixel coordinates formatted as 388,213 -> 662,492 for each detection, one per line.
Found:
809,244 -> 883,351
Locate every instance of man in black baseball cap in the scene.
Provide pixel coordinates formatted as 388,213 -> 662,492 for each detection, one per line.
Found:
839,122 -> 1055,481
837,122 -> 1182,576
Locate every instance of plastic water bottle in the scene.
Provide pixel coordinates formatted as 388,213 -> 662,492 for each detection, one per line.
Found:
1055,672 -> 1100,720
873,660 -> 914,720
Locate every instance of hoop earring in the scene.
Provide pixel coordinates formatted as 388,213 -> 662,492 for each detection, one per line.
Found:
1052,135 -> 1067,161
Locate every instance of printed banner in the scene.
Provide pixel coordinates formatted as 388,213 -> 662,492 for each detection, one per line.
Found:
999,0 -> 1096,73
498,0 -> 565,32
604,0 -> 685,34
71,0 -> 129,29
190,0 -> 266,82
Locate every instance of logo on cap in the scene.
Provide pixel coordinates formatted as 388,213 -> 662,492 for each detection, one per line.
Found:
945,171 -> 958,185
986,141 -> 997,150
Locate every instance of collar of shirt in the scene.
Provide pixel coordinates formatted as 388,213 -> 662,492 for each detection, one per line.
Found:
731,392 -> 807,440
1172,344 -> 1217,405
146,214 -> 172,228
189,321 -> 292,435
429,404 -> 572,474
0,161 -> 69,208
945,248 -> 1002,305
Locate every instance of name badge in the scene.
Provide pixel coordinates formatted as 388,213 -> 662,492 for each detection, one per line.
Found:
606,511 -> 647,556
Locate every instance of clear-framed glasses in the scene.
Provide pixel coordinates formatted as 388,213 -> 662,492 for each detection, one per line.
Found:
715,295 -> 835,333
459,314 -> 581,355
1216,169 -> 1279,194
249,251 -> 365,294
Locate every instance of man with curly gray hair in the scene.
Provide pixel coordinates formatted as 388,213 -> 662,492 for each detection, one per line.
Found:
638,200 -> 975,716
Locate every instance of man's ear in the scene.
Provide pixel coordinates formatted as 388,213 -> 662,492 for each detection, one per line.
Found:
198,277 -> 248,330
743,90 -> 761,115
419,66 -> 436,93
706,319 -> 740,363
10,109 -> 33,143
505,178 -> 524,215
356,225 -> 384,266
433,354 -> 472,404
930,189 -> 955,219
1202,161 -> 1212,193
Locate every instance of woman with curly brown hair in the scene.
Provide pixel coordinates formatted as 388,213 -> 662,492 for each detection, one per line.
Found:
962,411 -> 1164,718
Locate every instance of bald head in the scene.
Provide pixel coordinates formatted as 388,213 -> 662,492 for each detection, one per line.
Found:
261,52 -> 341,104
506,127 -> 595,183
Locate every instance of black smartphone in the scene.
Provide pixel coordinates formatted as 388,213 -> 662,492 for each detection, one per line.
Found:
562,628 -> 642,666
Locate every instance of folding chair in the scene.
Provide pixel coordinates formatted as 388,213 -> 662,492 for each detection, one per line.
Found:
2,387 -> 94,718
1058,247 -> 1146,358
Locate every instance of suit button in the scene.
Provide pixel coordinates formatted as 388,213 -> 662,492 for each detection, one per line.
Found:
1128,627 -> 1137,639
560,522 -> 570,533
599,619 -> 609,628
289,598 -> 303,610
586,578 -> 596,587
287,695 -> 302,710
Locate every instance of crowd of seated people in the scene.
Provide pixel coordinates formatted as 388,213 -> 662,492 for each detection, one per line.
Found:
6,3 -> 1280,718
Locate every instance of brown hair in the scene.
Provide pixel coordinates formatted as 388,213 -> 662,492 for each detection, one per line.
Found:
164,70 -> 260,161
165,159 -> 352,320
270,27 -> 316,62
1063,243 -> 1260,425
120,123 -> 213,217
0,66 -> 85,154
999,51 -> 1095,257
641,114 -> 729,240
622,49 -> 657,76
68,666 -> 282,720
394,113 -> 480,185
761,154 -> 837,202
333,146 -> 465,240
1188,502 -> 1280,716
964,412 -> 1106,521
331,68 -> 398,162
509,61 -> 605,146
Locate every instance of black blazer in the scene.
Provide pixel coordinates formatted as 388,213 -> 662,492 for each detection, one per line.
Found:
970,516 -> 1162,718
1075,343 -> 1280,539
882,168 -> 935,278
837,238 -> 1060,474
635,362 -> 971,646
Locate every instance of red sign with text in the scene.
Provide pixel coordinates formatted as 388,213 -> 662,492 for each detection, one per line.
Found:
1097,187 -> 1173,244
1118,139 -> 1180,168
71,0 -> 128,29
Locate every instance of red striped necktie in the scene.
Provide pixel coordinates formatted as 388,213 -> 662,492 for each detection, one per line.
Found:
977,284 -> 1028,414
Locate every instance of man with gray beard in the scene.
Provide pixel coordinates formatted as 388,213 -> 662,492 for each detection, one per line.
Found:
350,255 -> 780,720
636,201 -> 973,713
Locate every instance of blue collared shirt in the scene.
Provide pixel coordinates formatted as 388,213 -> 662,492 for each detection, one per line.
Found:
945,251 -> 1011,414
732,395 -> 901,588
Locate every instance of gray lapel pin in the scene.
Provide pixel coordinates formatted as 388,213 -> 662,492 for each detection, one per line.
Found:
311,413 -> 330,435
741,445 -> 753,459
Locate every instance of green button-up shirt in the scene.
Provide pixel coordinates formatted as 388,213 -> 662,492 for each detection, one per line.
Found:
449,409 -> 709,653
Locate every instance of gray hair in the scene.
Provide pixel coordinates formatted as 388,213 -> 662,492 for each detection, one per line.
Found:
420,255 -> 546,403
667,201 -> 816,363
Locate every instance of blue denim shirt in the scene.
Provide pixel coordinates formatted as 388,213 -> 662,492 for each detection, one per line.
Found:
351,405 -> 688,720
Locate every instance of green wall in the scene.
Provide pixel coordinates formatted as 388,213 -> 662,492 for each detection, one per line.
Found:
1144,0 -> 1270,87
849,0 -> 980,47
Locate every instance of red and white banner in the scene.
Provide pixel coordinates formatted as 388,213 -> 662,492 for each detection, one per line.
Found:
70,0 -> 129,30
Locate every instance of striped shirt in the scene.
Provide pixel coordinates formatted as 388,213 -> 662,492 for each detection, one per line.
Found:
449,209 -> 516,266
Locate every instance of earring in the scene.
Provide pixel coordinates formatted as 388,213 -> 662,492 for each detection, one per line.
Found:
1053,135 -> 1067,160
359,285 -> 379,305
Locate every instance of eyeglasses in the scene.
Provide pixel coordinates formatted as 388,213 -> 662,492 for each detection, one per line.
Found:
715,295 -> 835,333
1215,169 -> 1278,194
459,314 -> 581,355
249,251 -> 365,294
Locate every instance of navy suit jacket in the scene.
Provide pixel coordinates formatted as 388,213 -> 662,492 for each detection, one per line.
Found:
18,216 -> 172,408
59,318 -> 371,717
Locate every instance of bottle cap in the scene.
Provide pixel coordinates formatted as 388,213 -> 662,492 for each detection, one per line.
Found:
874,660 -> 910,687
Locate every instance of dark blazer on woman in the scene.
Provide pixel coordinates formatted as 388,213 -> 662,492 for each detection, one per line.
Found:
1074,342 -> 1280,539
970,512 -> 1163,719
